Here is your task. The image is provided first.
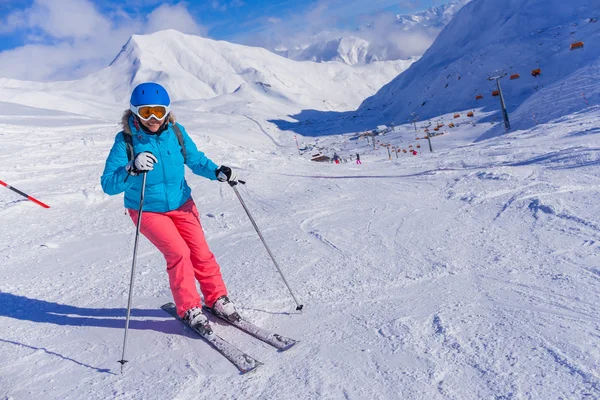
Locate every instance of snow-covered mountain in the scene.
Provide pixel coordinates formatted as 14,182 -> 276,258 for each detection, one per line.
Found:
0,30 -> 413,120
290,36 -> 377,65
276,0 -> 471,65
394,0 -> 472,29
357,0 -> 600,133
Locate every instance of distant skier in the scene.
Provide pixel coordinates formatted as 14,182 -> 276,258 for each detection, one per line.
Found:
356,153 -> 362,164
333,152 -> 340,164
101,82 -> 240,331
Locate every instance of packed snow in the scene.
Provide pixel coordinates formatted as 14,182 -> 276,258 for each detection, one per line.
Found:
1,0 -> 600,399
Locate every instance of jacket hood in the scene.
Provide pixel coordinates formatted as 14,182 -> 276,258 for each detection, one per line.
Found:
121,109 -> 176,135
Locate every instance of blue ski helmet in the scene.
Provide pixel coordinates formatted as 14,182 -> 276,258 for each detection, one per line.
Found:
130,82 -> 170,107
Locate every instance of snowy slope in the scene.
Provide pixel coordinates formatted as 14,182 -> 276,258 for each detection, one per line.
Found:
1,4 -> 600,398
1,91 -> 600,399
358,0 -> 600,129
0,30 -> 413,120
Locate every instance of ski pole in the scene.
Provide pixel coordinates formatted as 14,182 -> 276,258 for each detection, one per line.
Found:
229,180 -> 304,311
0,180 -> 50,208
118,172 -> 148,373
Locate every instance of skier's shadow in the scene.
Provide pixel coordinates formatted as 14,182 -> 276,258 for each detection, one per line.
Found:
0,291 -> 178,333
0,291 -> 183,375
0,337 -> 116,375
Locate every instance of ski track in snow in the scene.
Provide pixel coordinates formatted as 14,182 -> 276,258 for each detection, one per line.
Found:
1,107 -> 600,399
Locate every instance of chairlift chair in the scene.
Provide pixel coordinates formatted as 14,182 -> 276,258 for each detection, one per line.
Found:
531,68 -> 542,77
476,95 -> 484,100
570,41 -> 584,50
492,90 -> 500,96
510,73 -> 520,80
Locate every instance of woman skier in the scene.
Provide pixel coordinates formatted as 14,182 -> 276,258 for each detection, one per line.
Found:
101,82 -> 239,332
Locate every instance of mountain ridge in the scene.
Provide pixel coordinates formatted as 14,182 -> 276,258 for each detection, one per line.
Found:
0,29 -> 413,119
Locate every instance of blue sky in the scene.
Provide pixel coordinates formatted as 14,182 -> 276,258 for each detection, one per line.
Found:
0,0 -> 443,81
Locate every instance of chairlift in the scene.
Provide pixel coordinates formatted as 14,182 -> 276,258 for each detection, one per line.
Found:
531,68 -> 542,77
449,123 -> 455,128
570,41 -> 584,50
492,90 -> 500,96
476,95 -> 484,100
467,111 -> 474,117
510,73 -> 520,80
454,114 -> 460,118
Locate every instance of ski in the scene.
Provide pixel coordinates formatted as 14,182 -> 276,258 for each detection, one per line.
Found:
161,302 -> 262,374
203,306 -> 298,351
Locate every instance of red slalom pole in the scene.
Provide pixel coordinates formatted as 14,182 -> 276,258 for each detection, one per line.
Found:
0,180 -> 50,208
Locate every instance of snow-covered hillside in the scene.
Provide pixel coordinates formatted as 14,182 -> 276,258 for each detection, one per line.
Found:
0,30 -> 413,120
358,0 -> 600,132
1,86 -> 600,399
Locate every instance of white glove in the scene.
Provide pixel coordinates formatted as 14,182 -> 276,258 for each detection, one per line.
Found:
126,152 -> 157,176
215,165 -> 238,183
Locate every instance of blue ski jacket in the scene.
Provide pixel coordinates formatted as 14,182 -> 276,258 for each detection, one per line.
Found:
101,112 -> 219,212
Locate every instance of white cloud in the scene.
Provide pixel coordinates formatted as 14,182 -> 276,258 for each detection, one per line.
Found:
145,3 -> 206,36
267,17 -> 282,25
27,0 -> 112,40
211,1 -> 226,11
0,0 -> 206,82
0,10 -> 28,34
0,42 -> 104,82
211,0 -> 245,12
358,12 -> 439,59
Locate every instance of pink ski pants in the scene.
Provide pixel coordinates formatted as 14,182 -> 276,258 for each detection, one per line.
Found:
129,198 -> 227,317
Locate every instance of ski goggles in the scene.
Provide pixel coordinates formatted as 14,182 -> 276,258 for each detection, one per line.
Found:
130,104 -> 171,121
